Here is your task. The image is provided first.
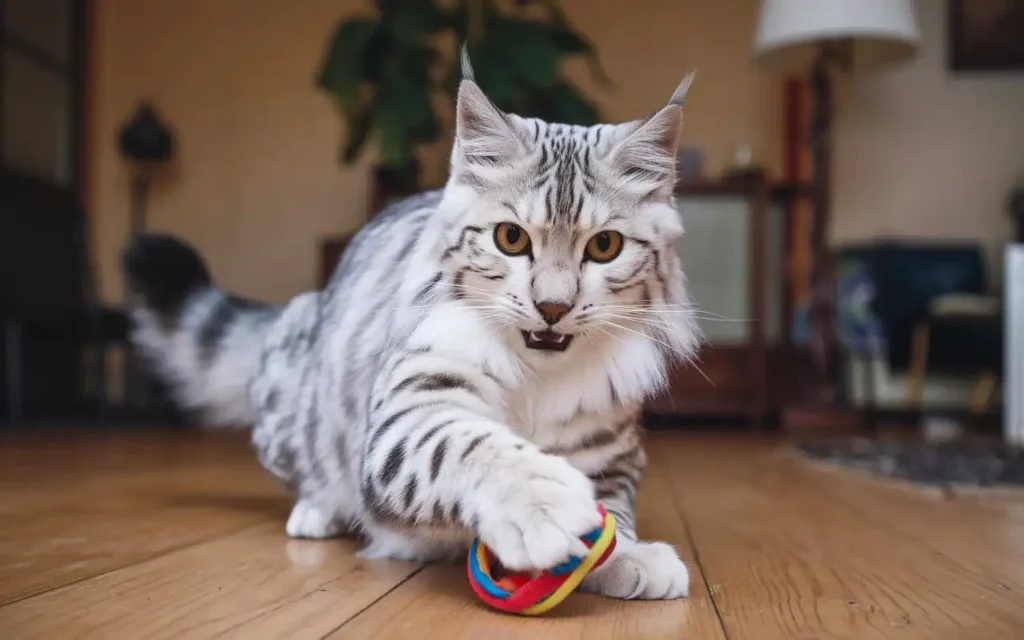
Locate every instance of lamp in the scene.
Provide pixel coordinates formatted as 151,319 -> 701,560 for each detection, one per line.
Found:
117,102 -> 176,235
754,0 -> 920,407
755,0 -> 919,72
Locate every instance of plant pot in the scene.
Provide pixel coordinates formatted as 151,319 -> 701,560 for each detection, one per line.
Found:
369,161 -> 421,218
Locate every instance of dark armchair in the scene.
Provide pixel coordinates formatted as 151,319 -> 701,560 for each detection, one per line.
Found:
831,240 -> 1002,413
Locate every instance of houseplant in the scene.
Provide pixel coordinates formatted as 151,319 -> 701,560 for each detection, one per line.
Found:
316,0 -> 606,206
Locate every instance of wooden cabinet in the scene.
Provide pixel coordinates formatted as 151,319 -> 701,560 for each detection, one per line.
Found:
646,179 -> 795,426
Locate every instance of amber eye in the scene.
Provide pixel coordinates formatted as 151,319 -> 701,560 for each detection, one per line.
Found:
494,222 -> 531,256
585,231 -> 624,262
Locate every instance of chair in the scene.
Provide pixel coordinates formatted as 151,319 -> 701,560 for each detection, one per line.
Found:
833,241 -> 1002,415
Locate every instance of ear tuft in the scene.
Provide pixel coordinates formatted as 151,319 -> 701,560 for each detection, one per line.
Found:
460,44 -> 475,82
668,71 -> 696,108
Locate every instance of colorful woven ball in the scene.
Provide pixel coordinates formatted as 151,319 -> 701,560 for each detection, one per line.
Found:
466,505 -> 617,615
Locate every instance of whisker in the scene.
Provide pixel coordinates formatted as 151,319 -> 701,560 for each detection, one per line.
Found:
595,319 -> 712,387
597,313 -> 676,335
594,305 -> 752,322
593,320 -> 673,354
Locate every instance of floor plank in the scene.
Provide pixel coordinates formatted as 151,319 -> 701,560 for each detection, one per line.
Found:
0,504 -> 265,605
0,433 -> 286,605
2,430 -> 1023,639
653,436 -> 1024,640
0,523 -> 419,640
329,453 -> 726,639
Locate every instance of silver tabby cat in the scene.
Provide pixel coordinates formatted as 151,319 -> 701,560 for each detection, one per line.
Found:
123,59 -> 701,600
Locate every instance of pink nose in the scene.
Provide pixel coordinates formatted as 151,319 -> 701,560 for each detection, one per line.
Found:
535,301 -> 571,325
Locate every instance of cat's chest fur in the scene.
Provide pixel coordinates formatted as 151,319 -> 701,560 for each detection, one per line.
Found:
502,391 -> 640,475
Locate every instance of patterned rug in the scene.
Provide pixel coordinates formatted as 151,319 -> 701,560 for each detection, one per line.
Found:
797,440 -> 1024,490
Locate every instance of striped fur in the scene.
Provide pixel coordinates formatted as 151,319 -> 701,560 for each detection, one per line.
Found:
123,72 -> 700,600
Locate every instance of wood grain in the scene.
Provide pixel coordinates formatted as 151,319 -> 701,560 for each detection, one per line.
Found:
328,450 -> 726,639
0,523 -> 419,639
651,435 -> 1024,639
2,429 -> 1023,639
0,431 -> 285,605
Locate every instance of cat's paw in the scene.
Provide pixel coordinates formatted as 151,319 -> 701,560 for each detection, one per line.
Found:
580,540 -> 690,600
475,452 -> 601,571
285,500 -> 342,539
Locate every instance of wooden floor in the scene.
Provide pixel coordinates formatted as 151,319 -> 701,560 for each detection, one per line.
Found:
1,430 -> 1023,639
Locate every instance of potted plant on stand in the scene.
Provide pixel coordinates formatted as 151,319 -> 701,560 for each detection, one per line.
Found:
316,0 -> 607,218
317,0 -> 444,212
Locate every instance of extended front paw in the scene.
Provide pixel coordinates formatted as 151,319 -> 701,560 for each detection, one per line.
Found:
580,540 -> 690,600
475,452 -> 601,572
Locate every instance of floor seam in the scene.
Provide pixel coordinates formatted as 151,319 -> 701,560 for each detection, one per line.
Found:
320,565 -> 426,639
678,500 -> 732,640
650,443 -> 732,640
0,520 -> 265,609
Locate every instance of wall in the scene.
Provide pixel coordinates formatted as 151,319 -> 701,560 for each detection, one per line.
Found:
833,0 -> 1024,282
86,0 -> 780,304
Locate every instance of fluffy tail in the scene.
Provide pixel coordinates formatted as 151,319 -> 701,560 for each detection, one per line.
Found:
122,234 -> 279,427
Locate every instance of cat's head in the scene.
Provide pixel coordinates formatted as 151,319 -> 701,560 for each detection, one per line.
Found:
437,55 -> 701,406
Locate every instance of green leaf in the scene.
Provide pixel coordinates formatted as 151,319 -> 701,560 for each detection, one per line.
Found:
322,0 -> 607,167
469,43 -> 519,108
488,18 -> 559,88
378,106 -> 408,166
381,0 -> 446,45
316,19 -> 378,110
341,103 -> 375,164
527,81 -> 598,125
546,24 -> 589,54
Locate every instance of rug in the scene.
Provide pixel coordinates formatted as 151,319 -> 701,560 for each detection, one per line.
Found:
797,440 -> 1024,490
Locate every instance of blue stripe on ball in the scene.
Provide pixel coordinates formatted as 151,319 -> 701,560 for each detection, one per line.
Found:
469,539 -> 512,598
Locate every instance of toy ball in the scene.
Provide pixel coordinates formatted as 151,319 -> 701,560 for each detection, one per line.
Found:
466,505 -> 617,615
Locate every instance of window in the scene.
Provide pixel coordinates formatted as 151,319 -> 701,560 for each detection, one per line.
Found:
1,0 -> 80,187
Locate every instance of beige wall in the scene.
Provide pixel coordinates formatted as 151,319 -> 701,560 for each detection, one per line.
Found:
834,0 -> 1024,281
87,0 -> 780,304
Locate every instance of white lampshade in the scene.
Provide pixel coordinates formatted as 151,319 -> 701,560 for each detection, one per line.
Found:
754,0 -> 920,72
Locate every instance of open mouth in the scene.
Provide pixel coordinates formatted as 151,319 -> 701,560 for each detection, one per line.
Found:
522,330 -> 574,352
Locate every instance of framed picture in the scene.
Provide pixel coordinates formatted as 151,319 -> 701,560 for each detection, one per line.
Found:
949,0 -> 1024,71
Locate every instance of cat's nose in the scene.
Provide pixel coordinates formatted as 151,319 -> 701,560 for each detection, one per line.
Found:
535,301 -> 572,325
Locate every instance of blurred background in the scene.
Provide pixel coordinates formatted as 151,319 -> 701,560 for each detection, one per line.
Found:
1,0 -> 1022,445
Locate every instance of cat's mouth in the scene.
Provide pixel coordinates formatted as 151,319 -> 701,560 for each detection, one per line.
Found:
522,330 -> 573,352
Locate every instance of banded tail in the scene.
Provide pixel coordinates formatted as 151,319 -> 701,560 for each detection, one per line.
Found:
122,234 -> 279,426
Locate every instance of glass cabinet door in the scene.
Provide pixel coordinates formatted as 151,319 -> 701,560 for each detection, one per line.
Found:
1,0 -> 76,186
674,194 -> 785,346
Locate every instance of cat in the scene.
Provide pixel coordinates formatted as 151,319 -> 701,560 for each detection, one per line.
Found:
122,57 -> 701,600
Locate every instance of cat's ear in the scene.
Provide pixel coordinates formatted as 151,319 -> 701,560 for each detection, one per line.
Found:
455,81 -> 529,167
454,50 -> 528,169
609,72 -> 695,194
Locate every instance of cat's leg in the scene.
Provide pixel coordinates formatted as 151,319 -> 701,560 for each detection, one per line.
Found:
360,351 -> 601,572
579,444 -> 689,600
357,524 -> 465,564
285,485 -> 360,540
285,498 -> 344,539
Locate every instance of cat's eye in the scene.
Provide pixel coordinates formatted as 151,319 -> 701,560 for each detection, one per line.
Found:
494,222 -> 531,256
585,231 -> 624,263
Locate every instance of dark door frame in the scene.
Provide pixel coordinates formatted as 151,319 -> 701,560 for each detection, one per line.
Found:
0,0 -> 90,204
